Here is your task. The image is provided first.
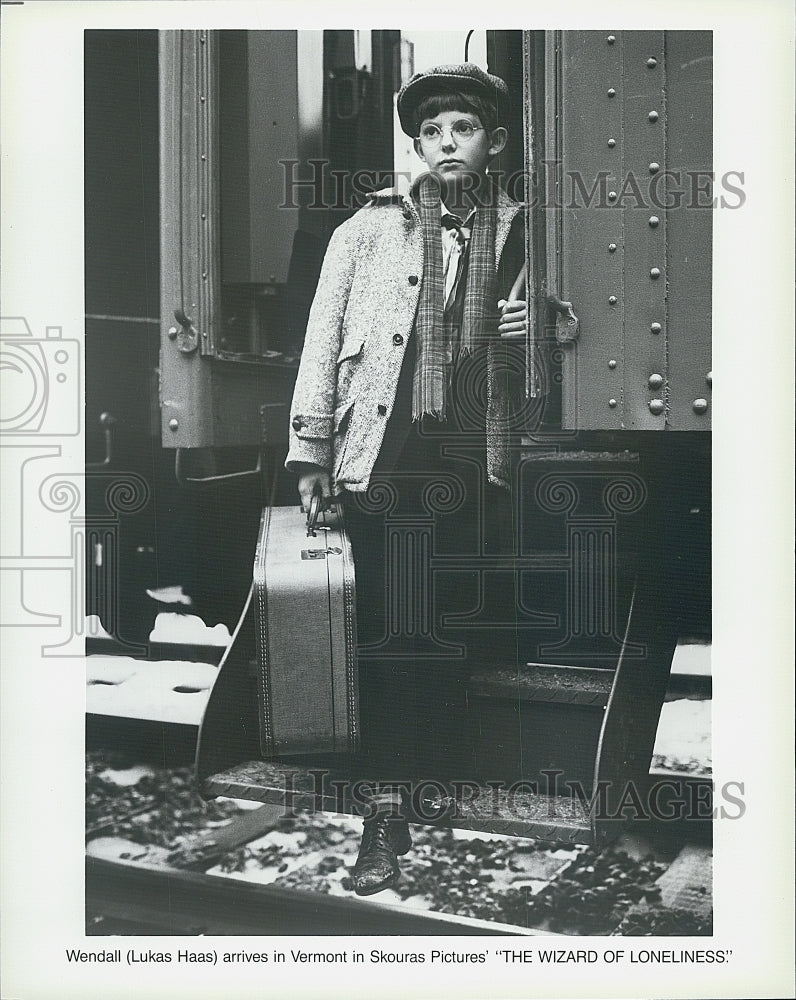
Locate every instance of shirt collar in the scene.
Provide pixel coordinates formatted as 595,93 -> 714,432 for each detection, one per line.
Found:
440,200 -> 476,226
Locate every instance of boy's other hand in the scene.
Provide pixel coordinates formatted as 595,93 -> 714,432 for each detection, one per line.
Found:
497,298 -> 527,338
295,463 -> 333,513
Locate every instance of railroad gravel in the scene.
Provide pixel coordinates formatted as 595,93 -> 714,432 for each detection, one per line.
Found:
87,751 -> 711,935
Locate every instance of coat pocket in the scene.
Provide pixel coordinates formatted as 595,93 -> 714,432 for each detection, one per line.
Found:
336,336 -> 365,365
333,398 -> 355,434
336,337 -> 365,406
333,399 -> 356,480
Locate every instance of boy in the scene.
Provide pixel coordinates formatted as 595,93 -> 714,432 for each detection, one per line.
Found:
286,63 -> 527,895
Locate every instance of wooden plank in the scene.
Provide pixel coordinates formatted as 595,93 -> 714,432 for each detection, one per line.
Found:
202,759 -> 593,843
86,857 -> 541,935
469,662 -> 613,705
171,803 -> 285,870
611,842 -> 713,933
655,844 -> 713,917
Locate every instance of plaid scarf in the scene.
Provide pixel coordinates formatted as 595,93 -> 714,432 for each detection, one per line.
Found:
411,172 -> 498,421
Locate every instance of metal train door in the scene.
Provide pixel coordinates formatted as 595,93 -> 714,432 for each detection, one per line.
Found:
538,30 -> 712,431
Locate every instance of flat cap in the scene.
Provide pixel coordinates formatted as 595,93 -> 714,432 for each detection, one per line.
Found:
397,62 -> 510,137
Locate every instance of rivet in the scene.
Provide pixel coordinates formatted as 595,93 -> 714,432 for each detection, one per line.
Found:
201,213 -> 207,220
650,322 -> 662,334
608,88 -> 616,98
608,243 -> 617,253
608,398 -> 617,408
649,161 -> 660,173
608,359 -> 617,370
200,95 -> 206,103
202,271 -> 208,279
169,418 -> 179,431
706,371 -> 712,386
649,215 -> 660,228
650,267 -> 661,279
607,137 -> 616,148
693,398 -> 708,414
608,295 -> 618,305
648,399 -> 665,416
201,154 -> 207,161
608,190 -> 617,202
607,34 -> 616,44
167,326 -> 178,339
200,35 -> 206,43
648,110 -> 659,122
648,373 -> 664,389
647,57 -> 658,68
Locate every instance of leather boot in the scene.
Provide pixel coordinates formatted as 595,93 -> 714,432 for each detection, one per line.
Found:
351,814 -> 412,896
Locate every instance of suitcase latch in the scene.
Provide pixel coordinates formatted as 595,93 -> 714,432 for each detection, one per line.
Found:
301,545 -> 342,560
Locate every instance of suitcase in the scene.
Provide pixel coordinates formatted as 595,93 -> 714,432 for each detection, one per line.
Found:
252,495 -> 358,756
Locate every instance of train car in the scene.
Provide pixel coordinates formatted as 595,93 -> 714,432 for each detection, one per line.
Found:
84,28 -> 713,928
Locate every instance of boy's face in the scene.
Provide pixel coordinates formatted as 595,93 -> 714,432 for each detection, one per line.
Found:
413,109 -> 507,185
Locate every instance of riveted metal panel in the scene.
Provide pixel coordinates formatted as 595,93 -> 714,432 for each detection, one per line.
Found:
665,32 -> 712,430
559,31 -> 625,429
552,30 -> 711,431
159,30 -> 220,447
620,31 -> 668,429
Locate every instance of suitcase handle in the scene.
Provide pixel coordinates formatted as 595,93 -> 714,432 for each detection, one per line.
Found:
307,490 -> 323,536
306,488 -> 345,536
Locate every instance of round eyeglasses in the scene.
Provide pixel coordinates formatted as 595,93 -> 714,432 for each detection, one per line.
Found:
417,120 -> 487,145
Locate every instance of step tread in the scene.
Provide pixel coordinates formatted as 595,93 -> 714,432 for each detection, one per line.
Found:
469,662 -> 614,705
202,760 -> 593,843
519,446 -> 640,462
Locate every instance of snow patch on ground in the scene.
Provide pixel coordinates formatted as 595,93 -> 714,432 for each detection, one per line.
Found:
653,698 -> 711,774
146,586 -> 193,606
149,612 -> 230,645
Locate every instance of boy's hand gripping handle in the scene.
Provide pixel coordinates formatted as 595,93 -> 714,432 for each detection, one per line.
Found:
306,484 -> 345,536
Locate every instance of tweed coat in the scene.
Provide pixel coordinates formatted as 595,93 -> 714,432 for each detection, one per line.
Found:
285,184 -> 524,492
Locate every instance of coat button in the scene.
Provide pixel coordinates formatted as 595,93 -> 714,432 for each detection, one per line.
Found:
392,334 -> 404,346
377,404 -> 387,416
291,417 -> 303,431
408,275 -> 418,285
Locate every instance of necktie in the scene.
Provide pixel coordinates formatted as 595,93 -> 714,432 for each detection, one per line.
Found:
441,213 -> 472,312
441,212 -> 472,247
